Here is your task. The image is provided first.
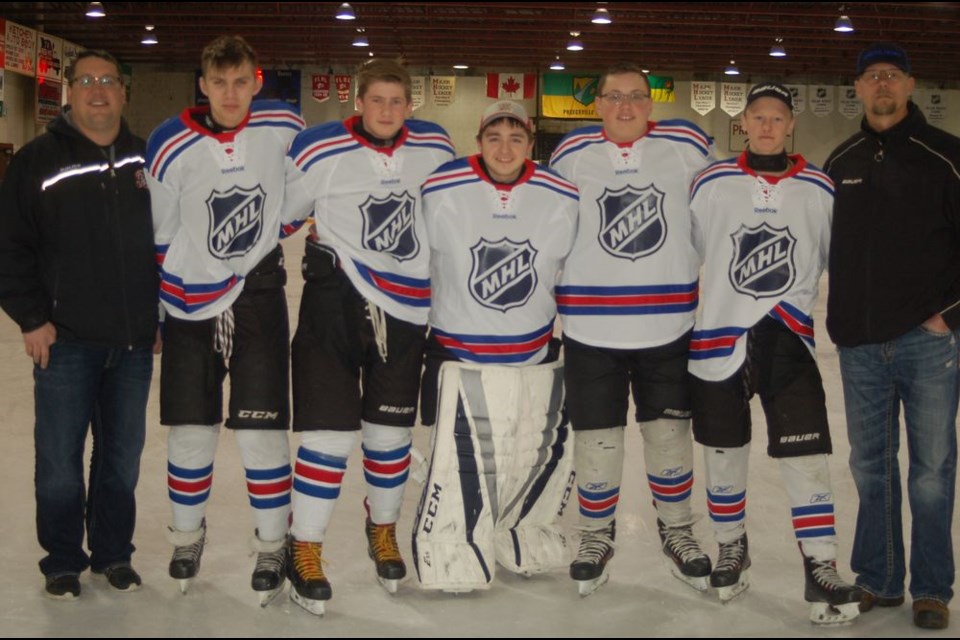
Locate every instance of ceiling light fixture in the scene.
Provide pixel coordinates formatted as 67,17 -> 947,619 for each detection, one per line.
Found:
336,3 -> 356,20
834,6 -> 854,33
453,64 -> 469,69
769,38 -> 786,57
352,29 -> 369,47
567,32 -> 584,52
550,56 -> 565,71
85,2 -> 105,18
141,25 -> 158,46
724,60 -> 740,75
591,7 -> 612,25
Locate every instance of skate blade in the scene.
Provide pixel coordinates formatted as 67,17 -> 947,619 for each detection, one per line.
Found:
715,570 -> 750,603
441,587 -> 475,594
577,570 -> 610,597
377,577 -> 399,595
178,579 -> 191,595
290,589 -> 326,616
669,565 -> 709,592
257,584 -> 285,608
809,601 -> 860,625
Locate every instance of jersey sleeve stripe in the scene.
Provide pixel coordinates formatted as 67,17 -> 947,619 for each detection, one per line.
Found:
549,131 -> 604,165
150,129 -> 202,181
353,259 -> 431,307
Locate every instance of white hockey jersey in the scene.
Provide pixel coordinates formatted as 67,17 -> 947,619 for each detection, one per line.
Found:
549,120 -> 715,349
284,116 -> 455,325
146,100 -> 305,320
688,153 -> 833,381
422,156 -> 579,365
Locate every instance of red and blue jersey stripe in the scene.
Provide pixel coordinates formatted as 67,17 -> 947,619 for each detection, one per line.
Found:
647,119 -> 713,157
246,100 -> 304,133
549,126 -> 604,166
690,158 -> 742,200
557,282 -> 698,316
293,447 -> 347,500
289,121 -> 361,172
353,259 -> 430,308
160,270 -> 240,315
529,168 -> 579,201
422,158 -> 481,196
690,326 -> 748,361
769,301 -> 815,348
405,120 -> 455,156
432,321 -> 554,365
146,119 -> 203,182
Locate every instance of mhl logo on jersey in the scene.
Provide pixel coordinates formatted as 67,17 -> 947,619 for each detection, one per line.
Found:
597,184 -> 667,260
206,184 -> 266,259
729,223 -> 796,299
360,191 -> 420,261
469,238 -> 538,313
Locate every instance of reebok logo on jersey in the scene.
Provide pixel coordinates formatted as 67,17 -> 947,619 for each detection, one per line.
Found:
360,191 -> 420,261
585,482 -> 609,491
841,178 -> 863,185
729,223 -> 796,300
206,184 -> 266,259
810,493 -> 832,503
469,238 -> 538,312
597,184 -> 667,260
711,485 -> 736,494
659,466 -> 684,478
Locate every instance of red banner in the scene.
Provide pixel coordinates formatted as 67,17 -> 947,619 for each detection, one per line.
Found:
311,74 -> 330,103
335,74 -> 352,103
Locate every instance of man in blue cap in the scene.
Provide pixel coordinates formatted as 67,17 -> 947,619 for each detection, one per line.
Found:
824,42 -> 960,631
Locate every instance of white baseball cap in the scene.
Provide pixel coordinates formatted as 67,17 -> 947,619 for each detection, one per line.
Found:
479,101 -> 532,133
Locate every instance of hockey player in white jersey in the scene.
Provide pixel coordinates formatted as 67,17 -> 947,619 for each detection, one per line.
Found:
282,59 -> 455,615
145,36 -> 305,606
689,82 -> 863,623
413,101 -> 578,591
549,62 -> 714,596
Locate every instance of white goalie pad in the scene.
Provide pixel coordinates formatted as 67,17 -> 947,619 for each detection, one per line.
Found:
413,359 -> 572,591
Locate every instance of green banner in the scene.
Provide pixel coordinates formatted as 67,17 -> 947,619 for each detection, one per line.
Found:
542,73 -> 674,118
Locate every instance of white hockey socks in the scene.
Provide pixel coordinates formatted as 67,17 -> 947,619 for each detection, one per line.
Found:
640,418 -> 697,527
234,429 -> 292,543
779,454 -> 837,561
361,421 -> 412,525
574,427 -> 624,530
703,444 -> 750,544
290,430 -> 357,542
167,424 -> 219,533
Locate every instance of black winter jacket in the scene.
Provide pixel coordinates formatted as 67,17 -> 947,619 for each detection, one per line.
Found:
0,109 -> 158,347
824,103 -> 960,347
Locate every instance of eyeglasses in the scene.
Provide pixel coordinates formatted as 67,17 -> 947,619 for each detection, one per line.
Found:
860,69 -> 906,84
599,91 -> 650,105
72,74 -> 121,89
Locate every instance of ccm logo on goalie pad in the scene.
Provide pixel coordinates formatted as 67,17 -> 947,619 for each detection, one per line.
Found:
469,238 -> 538,312
420,482 -> 443,534
237,410 -> 280,420
206,184 -> 266,259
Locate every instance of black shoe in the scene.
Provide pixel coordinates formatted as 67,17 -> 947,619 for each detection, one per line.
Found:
914,599 -> 949,630
94,564 -> 142,592
859,591 -> 905,613
44,574 -> 81,600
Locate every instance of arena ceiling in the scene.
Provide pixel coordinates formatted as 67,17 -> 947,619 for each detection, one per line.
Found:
4,2 -> 960,82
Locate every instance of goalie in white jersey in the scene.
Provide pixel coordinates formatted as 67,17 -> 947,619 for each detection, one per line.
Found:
413,101 -> 579,591
689,82 -> 863,623
145,36 -> 306,605
549,62 -> 714,596
281,59 -> 455,615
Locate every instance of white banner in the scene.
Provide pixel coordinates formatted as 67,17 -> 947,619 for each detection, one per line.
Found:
411,76 -> 426,111
838,86 -> 861,119
809,85 -> 834,117
5,21 -> 36,77
431,76 -> 456,107
720,82 -> 747,117
36,32 -> 61,81
785,84 -> 806,114
690,81 -> 716,116
919,89 -> 948,124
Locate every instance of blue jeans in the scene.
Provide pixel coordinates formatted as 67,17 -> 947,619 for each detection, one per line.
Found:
838,325 -> 958,603
34,342 -> 152,576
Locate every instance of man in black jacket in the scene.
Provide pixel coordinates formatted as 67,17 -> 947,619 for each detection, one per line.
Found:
824,43 -> 960,631
0,50 -> 158,600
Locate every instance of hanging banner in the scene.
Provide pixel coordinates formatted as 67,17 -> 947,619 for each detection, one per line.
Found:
542,74 -> 598,119
648,75 -> 674,103
311,74 -> 330,103
5,21 -> 36,77
486,73 -> 535,100
431,76 -> 456,107
36,78 -> 61,124
720,82 -> 747,116
335,74 -> 352,103
36,33 -> 61,81
411,76 -> 426,111
838,86 -> 861,120
809,85 -> 834,117
785,84 -> 806,114
919,89 -> 948,124
690,81 -> 716,116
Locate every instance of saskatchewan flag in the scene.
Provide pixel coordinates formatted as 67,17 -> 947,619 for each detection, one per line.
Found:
542,73 -> 674,118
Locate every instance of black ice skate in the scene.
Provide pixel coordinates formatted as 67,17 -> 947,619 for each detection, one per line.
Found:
251,532 -> 289,607
570,520 -> 615,597
289,538 -> 331,616
658,519 -> 711,592
803,555 -> 864,625
167,520 -> 206,594
365,519 -> 406,594
711,533 -> 750,603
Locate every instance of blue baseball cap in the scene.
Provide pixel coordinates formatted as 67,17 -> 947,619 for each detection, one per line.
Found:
856,43 -> 911,75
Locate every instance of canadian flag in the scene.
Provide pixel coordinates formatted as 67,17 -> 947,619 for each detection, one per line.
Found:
486,73 -> 536,100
